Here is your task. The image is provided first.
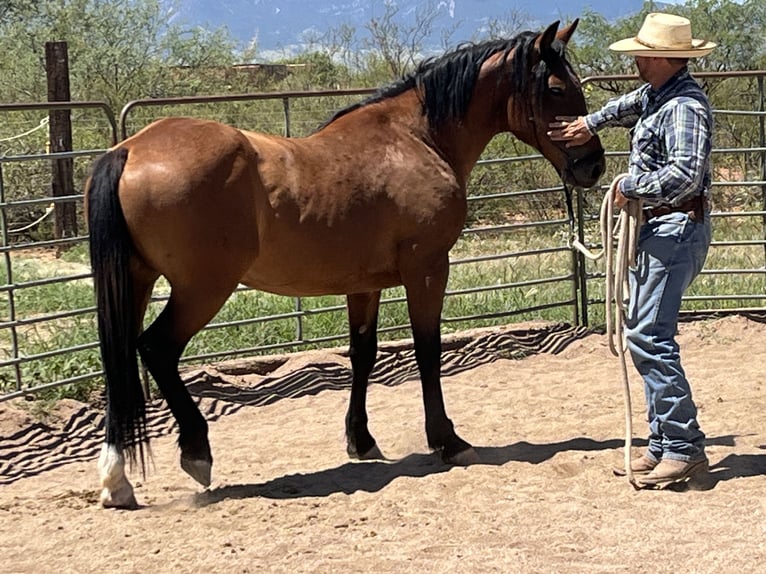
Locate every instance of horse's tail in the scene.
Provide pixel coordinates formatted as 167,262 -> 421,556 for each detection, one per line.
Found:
86,147 -> 147,471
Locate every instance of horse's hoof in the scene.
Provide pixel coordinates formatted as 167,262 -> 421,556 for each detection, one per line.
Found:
357,444 -> 385,460
100,485 -> 138,509
181,456 -> 212,487
347,436 -> 384,460
444,446 -> 480,466
98,443 -> 138,509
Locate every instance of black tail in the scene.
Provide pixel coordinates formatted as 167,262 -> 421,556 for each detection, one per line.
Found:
87,147 -> 147,470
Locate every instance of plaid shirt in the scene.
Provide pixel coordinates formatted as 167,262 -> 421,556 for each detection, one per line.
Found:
584,68 -> 713,207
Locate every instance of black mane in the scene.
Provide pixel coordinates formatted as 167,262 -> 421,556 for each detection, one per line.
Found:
320,30 -> 567,131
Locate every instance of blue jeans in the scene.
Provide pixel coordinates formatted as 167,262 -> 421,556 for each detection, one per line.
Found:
624,210 -> 711,463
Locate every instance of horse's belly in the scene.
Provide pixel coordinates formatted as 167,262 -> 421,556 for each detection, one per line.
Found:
240,265 -> 402,297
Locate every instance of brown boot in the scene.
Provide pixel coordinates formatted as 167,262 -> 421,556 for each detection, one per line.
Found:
612,454 -> 659,477
637,457 -> 709,489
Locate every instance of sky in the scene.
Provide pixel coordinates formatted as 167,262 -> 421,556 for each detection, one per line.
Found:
175,0 -> 650,53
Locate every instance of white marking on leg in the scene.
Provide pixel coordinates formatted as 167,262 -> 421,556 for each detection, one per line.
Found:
98,443 -> 138,508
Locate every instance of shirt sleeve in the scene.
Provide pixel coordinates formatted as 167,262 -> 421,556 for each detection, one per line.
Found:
619,98 -> 712,203
584,87 -> 645,133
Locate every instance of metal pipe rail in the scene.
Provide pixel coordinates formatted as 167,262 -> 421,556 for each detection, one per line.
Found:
1,71 -> 765,401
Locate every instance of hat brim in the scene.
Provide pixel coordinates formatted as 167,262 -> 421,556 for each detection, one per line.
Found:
609,37 -> 716,58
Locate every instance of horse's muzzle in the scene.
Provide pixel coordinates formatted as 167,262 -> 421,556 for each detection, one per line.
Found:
564,149 -> 606,188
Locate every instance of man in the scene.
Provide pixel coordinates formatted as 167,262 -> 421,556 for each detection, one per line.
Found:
547,12 -> 716,489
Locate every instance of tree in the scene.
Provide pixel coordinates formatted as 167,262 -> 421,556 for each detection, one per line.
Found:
572,1 -> 766,77
0,0 -> 245,239
363,0 -> 457,79
571,0 -> 766,228
482,9 -> 533,41
0,0 -> 242,111
668,0 -> 766,72
0,0 -> 38,24
312,23 -> 367,84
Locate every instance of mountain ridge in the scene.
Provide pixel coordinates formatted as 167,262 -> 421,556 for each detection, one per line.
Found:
173,0 -> 649,53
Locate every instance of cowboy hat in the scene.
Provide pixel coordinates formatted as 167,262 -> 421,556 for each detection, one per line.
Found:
609,13 -> 716,58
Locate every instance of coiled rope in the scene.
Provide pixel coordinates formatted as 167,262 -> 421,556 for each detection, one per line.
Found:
571,175 -> 642,488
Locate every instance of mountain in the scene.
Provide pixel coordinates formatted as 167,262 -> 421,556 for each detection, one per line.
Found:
172,0 -> 649,55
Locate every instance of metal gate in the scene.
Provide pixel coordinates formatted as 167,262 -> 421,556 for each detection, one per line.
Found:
1,71 -> 764,401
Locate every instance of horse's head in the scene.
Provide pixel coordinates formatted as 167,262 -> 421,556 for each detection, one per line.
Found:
508,20 -> 605,188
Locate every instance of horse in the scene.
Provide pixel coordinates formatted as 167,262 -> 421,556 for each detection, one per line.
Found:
85,19 -> 605,508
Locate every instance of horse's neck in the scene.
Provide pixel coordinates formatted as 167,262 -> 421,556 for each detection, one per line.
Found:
431,80 -> 511,186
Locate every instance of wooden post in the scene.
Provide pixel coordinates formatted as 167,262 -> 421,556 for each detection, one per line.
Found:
45,41 -> 78,239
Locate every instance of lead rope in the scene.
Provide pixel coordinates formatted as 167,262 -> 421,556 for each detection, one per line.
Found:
570,175 -> 642,488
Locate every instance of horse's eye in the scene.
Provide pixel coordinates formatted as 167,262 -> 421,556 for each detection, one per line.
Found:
549,86 -> 565,97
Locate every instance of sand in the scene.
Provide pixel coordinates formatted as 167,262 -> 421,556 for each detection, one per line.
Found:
1,315 -> 764,573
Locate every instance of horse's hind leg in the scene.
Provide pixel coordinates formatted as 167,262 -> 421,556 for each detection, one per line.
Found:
137,283 -> 236,487
402,255 -> 478,465
345,291 -> 384,460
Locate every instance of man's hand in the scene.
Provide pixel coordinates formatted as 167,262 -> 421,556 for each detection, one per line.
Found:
613,185 -> 629,209
611,174 -> 629,209
547,115 -> 593,147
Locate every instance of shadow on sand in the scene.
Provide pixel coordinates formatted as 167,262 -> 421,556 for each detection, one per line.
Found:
194,433 -> 761,506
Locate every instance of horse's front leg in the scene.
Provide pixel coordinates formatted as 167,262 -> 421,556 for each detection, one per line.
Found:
403,257 -> 479,465
345,291 -> 384,460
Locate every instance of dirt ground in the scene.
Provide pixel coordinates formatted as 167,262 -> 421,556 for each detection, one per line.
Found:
1,315 -> 765,573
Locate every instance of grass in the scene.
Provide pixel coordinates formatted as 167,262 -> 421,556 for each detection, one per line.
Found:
0,215 -> 763,400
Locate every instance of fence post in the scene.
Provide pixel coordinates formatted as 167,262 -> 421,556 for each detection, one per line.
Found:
45,41 -> 78,240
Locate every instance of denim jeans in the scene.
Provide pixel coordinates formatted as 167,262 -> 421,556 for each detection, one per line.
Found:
624,210 -> 712,463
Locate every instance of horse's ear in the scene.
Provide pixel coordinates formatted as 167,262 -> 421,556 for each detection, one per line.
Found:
556,18 -> 579,45
535,21 -> 560,57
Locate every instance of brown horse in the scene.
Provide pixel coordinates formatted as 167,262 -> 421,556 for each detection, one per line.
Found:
86,20 -> 605,508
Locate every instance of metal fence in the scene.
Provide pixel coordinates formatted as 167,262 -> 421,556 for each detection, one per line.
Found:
576,71 -> 766,325
1,70 -> 764,401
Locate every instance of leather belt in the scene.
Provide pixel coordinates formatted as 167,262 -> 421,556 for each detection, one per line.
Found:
644,195 -> 709,222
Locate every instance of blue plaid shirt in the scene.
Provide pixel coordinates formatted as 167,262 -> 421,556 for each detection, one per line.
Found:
584,68 -> 713,207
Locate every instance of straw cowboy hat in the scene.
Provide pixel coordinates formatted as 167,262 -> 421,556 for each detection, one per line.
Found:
609,13 -> 716,58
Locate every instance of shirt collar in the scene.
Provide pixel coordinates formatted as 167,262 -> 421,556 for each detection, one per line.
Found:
649,67 -> 690,102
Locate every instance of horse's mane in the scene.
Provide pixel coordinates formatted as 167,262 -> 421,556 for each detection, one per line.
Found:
319,29 -> 566,131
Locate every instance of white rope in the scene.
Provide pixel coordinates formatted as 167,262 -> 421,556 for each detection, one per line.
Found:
572,175 -> 642,488
0,117 -> 49,143
8,203 -> 56,234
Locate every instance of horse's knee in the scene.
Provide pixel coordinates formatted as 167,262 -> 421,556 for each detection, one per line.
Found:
98,443 -> 138,509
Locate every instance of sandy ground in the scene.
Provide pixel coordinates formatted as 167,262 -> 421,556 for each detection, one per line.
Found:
1,315 -> 765,573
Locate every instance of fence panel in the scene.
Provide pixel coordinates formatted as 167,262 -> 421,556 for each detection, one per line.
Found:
0,102 -> 117,400
574,71 -> 766,325
1,71 -> 764,401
